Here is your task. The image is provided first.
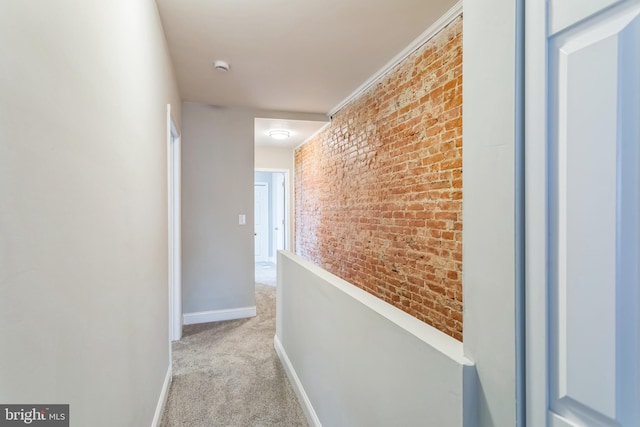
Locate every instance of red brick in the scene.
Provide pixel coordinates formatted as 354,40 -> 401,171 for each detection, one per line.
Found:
294,17 -> 463,341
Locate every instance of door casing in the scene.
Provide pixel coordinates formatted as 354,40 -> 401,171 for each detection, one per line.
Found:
167,104 -> 182,343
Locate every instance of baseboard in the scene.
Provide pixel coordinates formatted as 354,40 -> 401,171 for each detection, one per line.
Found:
274,335 -> 321,427
151,365 -> 172,427
183,306 -> 256,325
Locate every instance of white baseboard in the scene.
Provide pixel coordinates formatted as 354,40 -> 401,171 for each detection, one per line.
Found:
274,335 -> 321,427
151,365 -> 172,427
183,306 -> 256,325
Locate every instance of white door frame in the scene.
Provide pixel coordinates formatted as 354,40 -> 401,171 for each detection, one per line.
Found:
524,0 -> 548,422
272,172 -> 286,258
167,104 -> 182,343
255,168 -> 291,253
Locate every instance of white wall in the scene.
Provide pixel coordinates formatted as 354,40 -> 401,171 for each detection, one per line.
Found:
462,0 -> 518,425
182,105 -> 326,319
182,103 -> 256,316
276,251 -> 476,427
0,1 -> 181,426
255,146 -> 294,172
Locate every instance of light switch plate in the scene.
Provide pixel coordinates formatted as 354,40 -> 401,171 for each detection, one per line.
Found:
239,214 -> 246,225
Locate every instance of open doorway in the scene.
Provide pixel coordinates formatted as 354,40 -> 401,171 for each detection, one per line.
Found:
254,170 -> 288,286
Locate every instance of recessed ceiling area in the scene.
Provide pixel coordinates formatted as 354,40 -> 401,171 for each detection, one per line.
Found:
255,118 -> 329,149
155,0 -> 458,114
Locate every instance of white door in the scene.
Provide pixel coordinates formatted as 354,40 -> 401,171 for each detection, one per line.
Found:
525,1 -> 640,426
274,173 -> 286,253
254,183 -> 269,262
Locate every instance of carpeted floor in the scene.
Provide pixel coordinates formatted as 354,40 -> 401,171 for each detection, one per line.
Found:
160,283 -> 308,427
255,261 -> 277,286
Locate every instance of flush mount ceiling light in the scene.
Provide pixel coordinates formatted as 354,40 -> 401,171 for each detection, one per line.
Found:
213,60 -> 230,72
268,129 -> 290,140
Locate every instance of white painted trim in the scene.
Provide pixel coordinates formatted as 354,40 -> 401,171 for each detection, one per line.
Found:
328,1 -> 463,117
524,0 -> 549,425
254,181 -> 270,262
254,167 -> 290,172
514,1 -> 526,425
274,335 -> 322,427
183,306 -> 257,325
167,104 -> 182,344
271,172 -> 284,257
151,365 -> 172,427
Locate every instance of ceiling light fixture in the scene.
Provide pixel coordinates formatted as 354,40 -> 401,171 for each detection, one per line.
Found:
268,129 -> 290,140
213,60 -> 230,72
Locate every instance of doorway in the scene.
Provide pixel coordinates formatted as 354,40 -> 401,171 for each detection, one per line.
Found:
254,170 -> 289,286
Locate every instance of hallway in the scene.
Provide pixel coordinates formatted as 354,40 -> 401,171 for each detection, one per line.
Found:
161,283 -> 307,426
255,261 -> 277,286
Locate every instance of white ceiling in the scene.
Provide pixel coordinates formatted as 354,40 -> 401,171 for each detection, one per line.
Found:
155,0 -> 458,115
255,118 -> 329,149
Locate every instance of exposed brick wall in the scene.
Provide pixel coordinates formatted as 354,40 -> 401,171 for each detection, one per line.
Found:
294,17 -> 463,340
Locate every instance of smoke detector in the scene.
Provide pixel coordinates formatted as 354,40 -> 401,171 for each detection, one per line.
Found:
213,60 -> 230,72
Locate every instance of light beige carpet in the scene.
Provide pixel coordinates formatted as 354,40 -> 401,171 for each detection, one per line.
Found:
255,262 -> 277,286
160,283 -> 308,427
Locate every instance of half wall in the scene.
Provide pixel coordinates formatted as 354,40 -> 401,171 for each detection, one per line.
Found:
275,251 -> 475,427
